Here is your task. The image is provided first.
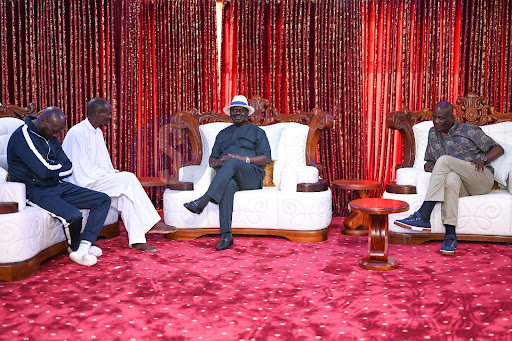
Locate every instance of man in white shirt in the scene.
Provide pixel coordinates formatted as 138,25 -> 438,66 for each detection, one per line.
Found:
62,97 -> 177,252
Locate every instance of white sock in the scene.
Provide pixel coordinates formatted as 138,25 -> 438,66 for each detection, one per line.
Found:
67,245 -> 102,257
88,245 -> 102,257
69,240 -> 97,266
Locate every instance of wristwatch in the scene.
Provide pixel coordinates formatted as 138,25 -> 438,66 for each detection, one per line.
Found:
245,156 -> 251,163
479,155 -> 488,163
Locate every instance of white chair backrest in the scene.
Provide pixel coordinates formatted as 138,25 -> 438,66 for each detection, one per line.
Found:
0,117 -> 24,171
412,120 -> 433,168
412,120 -> 512,168
272,122 -> 308,186
198,122 -> 232,166
197,121 -> 310,187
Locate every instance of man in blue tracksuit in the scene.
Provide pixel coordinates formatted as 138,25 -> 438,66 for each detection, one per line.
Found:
7,107 -> 111,266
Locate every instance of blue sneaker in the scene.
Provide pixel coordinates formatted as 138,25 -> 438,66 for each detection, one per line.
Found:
440,235 -> 457,255
394,211 -> 431,231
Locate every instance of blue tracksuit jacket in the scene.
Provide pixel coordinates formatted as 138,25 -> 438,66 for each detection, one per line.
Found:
7,116 -> 73,188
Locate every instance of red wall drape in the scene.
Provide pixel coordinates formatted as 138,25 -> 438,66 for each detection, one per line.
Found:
221,0 -> 512,215
221,0 -> 366,215
0,0 -> 218,208
2,0 -> 512,214
363,0 -> 512,191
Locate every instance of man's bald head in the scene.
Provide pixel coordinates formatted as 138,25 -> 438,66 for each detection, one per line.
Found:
34,107 -> 67,139
87,97 -> 112,129
432,101 -> 455,134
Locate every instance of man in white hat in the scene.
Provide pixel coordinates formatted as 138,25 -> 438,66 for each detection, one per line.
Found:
183,95 -> 272,250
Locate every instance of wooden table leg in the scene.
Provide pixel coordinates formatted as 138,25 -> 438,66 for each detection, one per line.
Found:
359,214 -> 398,271
342,190 -> 370,236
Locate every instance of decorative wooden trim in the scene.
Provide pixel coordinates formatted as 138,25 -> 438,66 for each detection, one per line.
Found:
167,181 -> 193,191
165,227 -> 328,243
388,93 -> 512,171
0,241 -> 68,282
389,231 -> 512,245
385,182 -> 416,194
138,176 -> 168,187
169,95 -> 333,175
0,103 -> 37,119
297,180 -> 329,192
0,220 -> 119,282
0,202 -> 18,214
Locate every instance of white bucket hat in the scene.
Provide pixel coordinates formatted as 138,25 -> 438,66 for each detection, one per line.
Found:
223,95 -> 255,116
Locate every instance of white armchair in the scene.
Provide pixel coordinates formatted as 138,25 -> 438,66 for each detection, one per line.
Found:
0,104 -> 119,282
383,94 -> 512,244
163,96 -> 333,242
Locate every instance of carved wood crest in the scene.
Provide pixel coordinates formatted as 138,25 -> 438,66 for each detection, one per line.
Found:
0,103 -> 37,119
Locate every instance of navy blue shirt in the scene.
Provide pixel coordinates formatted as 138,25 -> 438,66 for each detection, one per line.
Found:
210,123 -> 271,161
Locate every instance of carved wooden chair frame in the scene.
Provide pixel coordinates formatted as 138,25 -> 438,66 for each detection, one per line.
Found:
385,93 -> 512,245
168,95 -> 334,191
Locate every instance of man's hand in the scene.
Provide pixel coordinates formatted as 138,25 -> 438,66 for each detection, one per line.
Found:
471,158 -> 486,172
424,161 -> 435,173
210,154 -> 243,168
220,154 -> 243,162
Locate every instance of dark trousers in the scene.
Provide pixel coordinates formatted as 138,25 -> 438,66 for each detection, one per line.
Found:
27,181 -> 111,251
206,158 -> 264,234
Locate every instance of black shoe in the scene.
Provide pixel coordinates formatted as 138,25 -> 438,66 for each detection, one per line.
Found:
215,236 -> 234,251
183,199 -> 204,214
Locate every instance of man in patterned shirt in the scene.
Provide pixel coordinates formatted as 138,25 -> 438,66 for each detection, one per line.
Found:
395,101 -> 504,255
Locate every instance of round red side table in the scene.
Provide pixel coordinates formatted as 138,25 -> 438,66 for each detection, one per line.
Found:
332,179 -> 382,236
349,198 -> 409,271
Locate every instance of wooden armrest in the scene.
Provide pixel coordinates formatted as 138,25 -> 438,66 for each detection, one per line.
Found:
297,180 -> 329,192
0,202 -> 18,214
385,182 -> 416,194
138,177 -> 168,187
167,181 -> 194,191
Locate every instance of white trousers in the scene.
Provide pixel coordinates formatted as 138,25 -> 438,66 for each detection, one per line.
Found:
89,172 -> 161,245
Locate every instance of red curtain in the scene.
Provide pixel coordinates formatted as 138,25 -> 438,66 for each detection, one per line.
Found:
0,0 -> 218,208
363,0 -> 512,190
222,0 -> 512,215
221,0 -> 365,215
3,0 -> 512,214
134,0 -> 219,206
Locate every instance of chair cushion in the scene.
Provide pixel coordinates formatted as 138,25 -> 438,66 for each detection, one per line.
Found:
262,162 -> 275,187
272,123 -> 309,186
0,167 -> 6,183
480,122 -> 512,146
490,140 -> 512,186
261,125 -> 284,161
412,121 -> 433,168
0,117 -> 24,154
198,122 -> 232,166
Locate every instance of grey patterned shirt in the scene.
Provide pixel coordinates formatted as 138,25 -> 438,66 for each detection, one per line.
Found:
424,122 -> 498,172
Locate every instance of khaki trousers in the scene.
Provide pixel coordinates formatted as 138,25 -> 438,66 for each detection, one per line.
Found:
424,155 -> 494,226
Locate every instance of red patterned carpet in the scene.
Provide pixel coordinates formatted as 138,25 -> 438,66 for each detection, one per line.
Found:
1,217 -> 512,341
